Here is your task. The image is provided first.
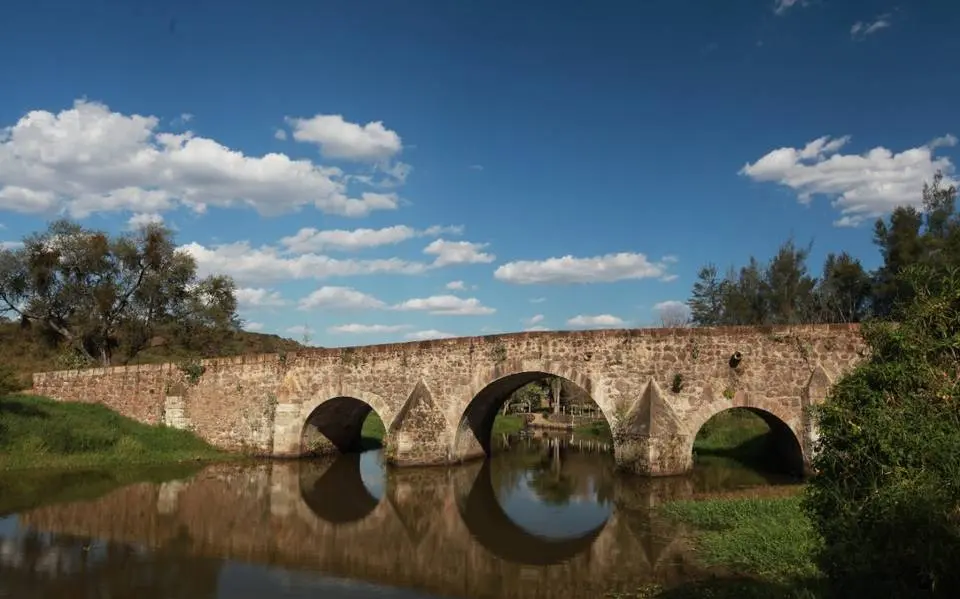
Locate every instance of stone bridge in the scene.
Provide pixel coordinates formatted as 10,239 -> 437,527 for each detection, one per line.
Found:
30,324 -> 864,475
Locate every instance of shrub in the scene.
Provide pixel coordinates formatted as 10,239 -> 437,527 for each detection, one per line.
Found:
804,265 -> 960,597
0,364 -> 24,397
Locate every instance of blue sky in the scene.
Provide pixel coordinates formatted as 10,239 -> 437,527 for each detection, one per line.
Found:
0,0 -> 957,346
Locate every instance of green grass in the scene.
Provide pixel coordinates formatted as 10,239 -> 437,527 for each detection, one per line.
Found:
0,394 -> 233,471
360,411 -> 386,450
491,413 -> 525,435
573,419 -> 613,442
649,493 -> 824,598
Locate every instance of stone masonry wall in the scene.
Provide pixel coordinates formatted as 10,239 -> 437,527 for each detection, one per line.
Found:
30,324 -> 865,474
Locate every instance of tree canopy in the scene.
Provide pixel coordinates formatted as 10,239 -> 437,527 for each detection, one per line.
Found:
687,171 -> 958,327
0,219 -> 240,367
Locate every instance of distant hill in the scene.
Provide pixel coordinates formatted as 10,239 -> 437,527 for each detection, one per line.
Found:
0,319 -> 306,387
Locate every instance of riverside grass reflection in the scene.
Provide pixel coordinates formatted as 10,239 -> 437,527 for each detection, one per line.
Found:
0,433 -> 799,599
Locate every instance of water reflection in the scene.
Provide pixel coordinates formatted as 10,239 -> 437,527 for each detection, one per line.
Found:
0,435 -> 795,599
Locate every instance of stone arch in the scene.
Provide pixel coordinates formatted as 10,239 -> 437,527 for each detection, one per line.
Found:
685,390 -> 806,476
298,386 -> 395,457
452,359 -> 614,461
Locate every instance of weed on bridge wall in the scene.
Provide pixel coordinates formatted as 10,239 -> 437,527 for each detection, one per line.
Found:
804,266 -> 960,597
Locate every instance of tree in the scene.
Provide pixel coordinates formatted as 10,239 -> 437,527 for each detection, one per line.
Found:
657,302 -> 692,328
815,252 -> 872,323
0,220 -> 239,367
688,264 -> 725,325
762,238 -> 818,324
804,264 -> 960,596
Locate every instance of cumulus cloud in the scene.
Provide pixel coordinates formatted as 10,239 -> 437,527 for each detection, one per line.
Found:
328,323 -> 412,334
180,241 -> 428,285
286,325 -> 313,337
530,297 -> 546,304
495,252 -> 670,284
405,329 -> 456,341
524,314 -> 544,326
740,134 -> 957,227
244,322 -> 264,332
235,287 -> 286,308
393,295 -> 495,316
566,314 -> 626,328
280,224 -> 462,253
423,239 -> 495,267
0,99 -> 403,219
524,325 -> 550,332
446,280 -> 466,291
286,113 -> 402,162
851,14 -> 891,40
653,300 -> 692,326
126,212 -> 164,230
298,286 -> 387,311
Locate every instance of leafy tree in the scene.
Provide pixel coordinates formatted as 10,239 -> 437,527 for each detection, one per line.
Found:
0,220 -> 239,367
815,252 -> 872,323
804,264 -> 960,597
688,264 -> 727,326
762,238 -> 818,324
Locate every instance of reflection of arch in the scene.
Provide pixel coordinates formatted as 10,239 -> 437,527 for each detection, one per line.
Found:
457,461 -> 608,566
687,398 -> 805,476
300,392 -> 391,456
298,453 -> 381,525
454,362 -> 613,459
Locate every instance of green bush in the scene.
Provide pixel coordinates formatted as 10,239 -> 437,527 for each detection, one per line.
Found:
804,265 -> 960,597
0,364 -> 24,397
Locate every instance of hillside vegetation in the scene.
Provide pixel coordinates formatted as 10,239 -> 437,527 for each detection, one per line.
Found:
0,317 -> 304,388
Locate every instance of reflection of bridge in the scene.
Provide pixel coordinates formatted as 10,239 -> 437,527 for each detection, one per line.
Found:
31,324 -> 864,475
11,459 -> 709,599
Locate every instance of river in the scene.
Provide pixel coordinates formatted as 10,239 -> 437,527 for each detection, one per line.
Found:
0,431 -> 797,598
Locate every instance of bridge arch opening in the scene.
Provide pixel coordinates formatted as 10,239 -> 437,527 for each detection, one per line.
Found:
300,396 -> 388,457
454,371 -> 613,462
692,407 -> 804,477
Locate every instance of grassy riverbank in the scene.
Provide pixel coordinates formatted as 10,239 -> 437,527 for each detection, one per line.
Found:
492,413 -> 526,435
0,394 -> 232,471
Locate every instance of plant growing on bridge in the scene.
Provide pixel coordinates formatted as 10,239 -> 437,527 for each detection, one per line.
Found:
804,264 -> 960,596
670,373 -> 684,393
178,359 -> 206,386
0,220 -> 240,367
489,339 -> 507,364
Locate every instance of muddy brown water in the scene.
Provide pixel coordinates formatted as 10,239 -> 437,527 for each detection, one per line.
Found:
0,432 -> 798,599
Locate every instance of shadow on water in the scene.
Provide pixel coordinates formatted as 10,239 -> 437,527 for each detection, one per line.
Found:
0,431 -> 801,599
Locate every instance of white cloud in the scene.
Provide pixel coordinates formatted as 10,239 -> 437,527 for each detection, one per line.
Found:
181,241 -> 428,285
423,239 -> 495,267
524,325 -> 550,332
298,286 -> 387,311
423,225 -> 464,236
244,321 -> 264,332
0,99 -> 402,219
773,0 -> 807,15
328,323 -> 412,334
530,297 -> 546,304
405,329 -> 455,341
235,287 -> 286,308
851,14 -> 891,40
274,129 -> 287,141
393,295 -> 495,316
660,274 -> 679,283
280,224 -> 461,253
566,314 -> 626,328
286,113 -> 402,162
740,134 -> 957,227
495,252 -> 669,284
126,212 -> 164,230
524,314 -> 544,326
0,241 -> 23,250
446,280 -> 466,291
468,164 -> 484,171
